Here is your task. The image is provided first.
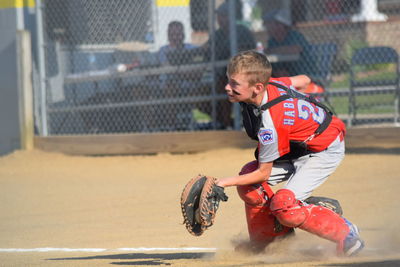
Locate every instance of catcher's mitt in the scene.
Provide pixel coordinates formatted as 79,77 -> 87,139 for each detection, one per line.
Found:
180,175 -> 228,236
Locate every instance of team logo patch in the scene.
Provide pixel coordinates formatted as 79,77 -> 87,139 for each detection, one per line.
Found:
258,128 -> 275,145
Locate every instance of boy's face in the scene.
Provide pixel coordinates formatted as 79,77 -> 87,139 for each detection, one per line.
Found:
225,72 -> 257,103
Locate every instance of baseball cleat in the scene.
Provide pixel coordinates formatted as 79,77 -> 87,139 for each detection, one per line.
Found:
339,218 -> 365,256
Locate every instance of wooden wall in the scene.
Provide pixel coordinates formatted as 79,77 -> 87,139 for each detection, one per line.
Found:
34,127 -> 400,156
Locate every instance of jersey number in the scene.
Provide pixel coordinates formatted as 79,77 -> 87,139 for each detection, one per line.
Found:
297,99 -> 325,124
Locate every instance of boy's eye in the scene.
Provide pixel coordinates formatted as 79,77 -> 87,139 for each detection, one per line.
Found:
230,80 -> 239,87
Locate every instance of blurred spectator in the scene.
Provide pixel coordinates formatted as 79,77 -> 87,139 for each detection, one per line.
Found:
158,21 -> 198,66
158,20 -> 199,94
158,21 -> 201,130
263,9 -> 313,77
197,1 -> 256,128
210,1 -> 256,61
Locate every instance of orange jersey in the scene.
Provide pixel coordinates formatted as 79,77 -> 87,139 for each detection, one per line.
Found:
258,78 -> 345,162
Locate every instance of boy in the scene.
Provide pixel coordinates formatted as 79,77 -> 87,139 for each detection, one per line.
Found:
216,51 -> 364,256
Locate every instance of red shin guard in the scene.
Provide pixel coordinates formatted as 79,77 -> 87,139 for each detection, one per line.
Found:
243,202 -> 293,244
271,189 -> 350,243
237,161 -> 293,247
300,205 -> 350,243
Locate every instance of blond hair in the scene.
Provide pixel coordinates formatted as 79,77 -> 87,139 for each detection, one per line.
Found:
227,50 -> 272,86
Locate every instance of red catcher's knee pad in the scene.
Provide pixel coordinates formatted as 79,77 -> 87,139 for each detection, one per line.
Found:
237,184 -> 267,206
237,161 -> 274,205
270,189 -> 297,211
239,160 -> 258,175
271,189 -> 350,243
270,189 -> 307,227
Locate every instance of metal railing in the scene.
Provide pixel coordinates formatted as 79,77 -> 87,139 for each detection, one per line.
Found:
34,0 -> 400,136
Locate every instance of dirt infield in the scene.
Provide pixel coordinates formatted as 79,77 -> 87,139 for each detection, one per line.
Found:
1,146 -> 400,266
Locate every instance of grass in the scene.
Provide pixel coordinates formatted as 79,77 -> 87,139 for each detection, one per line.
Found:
327,93 -> 397,115
192,108 -> 212,123
330,67 -> 397,89
328,68 -> 398,115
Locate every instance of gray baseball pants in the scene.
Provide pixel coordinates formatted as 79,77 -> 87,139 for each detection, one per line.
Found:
268,135 -> 345,201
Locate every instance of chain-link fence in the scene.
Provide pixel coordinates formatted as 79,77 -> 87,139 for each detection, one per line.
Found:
36,0 -> 400,136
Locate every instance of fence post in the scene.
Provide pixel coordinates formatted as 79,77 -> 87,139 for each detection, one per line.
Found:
35,0 -> 48,136
16,30 -> 34,150
227,0 -> 241,130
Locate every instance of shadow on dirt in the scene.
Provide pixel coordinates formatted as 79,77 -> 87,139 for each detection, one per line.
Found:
320,259 -> 400,267
45,253 -> 400,266
47,252 -> 215,265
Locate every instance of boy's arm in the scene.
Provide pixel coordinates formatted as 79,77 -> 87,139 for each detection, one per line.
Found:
216,161 -> 273,187
289,75 -> 311,92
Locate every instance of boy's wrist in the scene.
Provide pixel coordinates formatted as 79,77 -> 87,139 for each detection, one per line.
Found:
216,178 -> 226,188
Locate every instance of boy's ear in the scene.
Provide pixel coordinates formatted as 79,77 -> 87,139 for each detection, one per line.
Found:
253,83 -> 265,94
